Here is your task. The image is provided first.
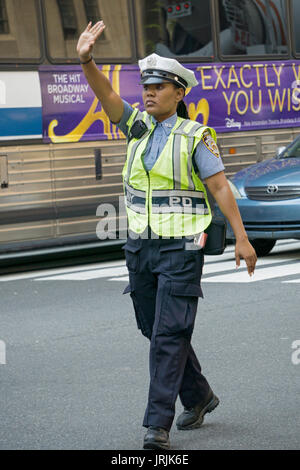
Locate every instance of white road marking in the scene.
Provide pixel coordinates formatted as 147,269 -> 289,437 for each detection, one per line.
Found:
109,258 -> 300,284
110,276 -> 129,282
109,241 -> 300,283
0,260 -> 126,282
203,261 -> 300,283
0,240 -> 299,283
203,255 -> 299,276
36,265 -> 128,281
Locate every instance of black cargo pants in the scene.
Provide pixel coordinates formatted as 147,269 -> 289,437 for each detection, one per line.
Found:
123,234 -> 211,431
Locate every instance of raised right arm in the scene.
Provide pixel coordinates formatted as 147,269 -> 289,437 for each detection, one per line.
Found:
77,21 -> 124,123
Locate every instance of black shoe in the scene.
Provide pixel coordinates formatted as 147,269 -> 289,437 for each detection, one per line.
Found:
143,426 -> 170,450
176,390 -> 219,430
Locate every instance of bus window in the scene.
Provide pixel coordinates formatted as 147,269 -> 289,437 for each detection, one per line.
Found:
57,0 -> 78,39
134,0 -> 214,59
291,0 -> 300,55
83,0 -> 103,31
0,0 -> 9,34
44,0 -> 132,62
218,0 -> 288,57
0,0 -> 42,61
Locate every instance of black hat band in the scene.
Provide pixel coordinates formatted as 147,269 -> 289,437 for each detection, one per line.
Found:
140,69 -> 187,89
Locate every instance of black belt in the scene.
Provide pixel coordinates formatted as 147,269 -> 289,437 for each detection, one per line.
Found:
129,226 -> 194,241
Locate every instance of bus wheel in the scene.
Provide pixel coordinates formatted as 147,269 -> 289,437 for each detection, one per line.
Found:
249,239 -> 276,257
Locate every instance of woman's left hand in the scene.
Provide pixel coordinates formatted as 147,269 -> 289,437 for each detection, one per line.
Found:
235,238 -> 257,276
205,172 -> 257,276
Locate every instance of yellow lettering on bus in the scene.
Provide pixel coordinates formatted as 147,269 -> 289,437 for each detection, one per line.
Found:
188,99 -> 209,125
250,89 -> 262,114
227,66 -> 241,88
292,63 -> 300,81
292,87 -> 300,111
268,88 -> 286,112
49,65 -> 122,143
272,63 -> 284,86
199,66 -> 213,90
235,90 -> 249,115
264,65 -> 275,87
239,65 -> 253,88
222,91 -> 235,114
253,64 -> 264,87
214,66 -> 226,89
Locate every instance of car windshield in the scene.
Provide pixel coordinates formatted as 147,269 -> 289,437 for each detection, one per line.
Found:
279,138 -> 300,158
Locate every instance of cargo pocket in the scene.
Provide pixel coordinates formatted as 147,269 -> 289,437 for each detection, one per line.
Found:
122,240 -> 142,273
183,244 -> 204,276
160,281 -> 203,337
159,239 -> 186,271
123,284 -> 152,339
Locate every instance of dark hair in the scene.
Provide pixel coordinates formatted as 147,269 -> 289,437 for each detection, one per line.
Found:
173,83 -> 189,119
177,100 -> 189,119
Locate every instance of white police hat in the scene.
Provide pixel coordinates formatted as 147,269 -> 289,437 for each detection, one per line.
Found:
138,53 -> 198,89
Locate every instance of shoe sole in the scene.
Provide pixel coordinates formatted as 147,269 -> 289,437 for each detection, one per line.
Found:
176,394 -> 220,431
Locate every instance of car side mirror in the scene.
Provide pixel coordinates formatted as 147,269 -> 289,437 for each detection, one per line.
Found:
275,146 -> 286,158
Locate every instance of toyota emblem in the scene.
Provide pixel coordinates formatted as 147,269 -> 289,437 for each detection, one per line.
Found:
267,184 -> 279,194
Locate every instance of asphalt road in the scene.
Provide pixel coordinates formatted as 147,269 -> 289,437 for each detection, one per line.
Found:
0,241 -> 299,450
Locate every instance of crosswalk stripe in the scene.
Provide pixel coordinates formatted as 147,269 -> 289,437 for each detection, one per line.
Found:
0,260 -> 126,282
110,276 -> 129,282
37,256 -> 299,282
203,256 -> 299,276
0,240 -> 299,283
108,260 -> 300,284
34,255 -> 297,282
203,260 -> 300,282
36,265 -> 128,281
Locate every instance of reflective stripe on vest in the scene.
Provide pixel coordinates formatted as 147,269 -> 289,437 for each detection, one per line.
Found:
122,111 -> 216,237
124,181 -> 146,214
173,120 -> 205,191
151,189 -> 209,215
125,110 -> 154,184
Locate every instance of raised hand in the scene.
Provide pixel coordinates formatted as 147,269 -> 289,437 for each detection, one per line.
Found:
77,21 -> 106,61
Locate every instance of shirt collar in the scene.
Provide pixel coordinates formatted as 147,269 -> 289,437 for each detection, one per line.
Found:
151,112 -> 178,133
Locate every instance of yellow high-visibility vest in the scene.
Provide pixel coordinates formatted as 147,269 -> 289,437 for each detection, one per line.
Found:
122,109 -> 217,237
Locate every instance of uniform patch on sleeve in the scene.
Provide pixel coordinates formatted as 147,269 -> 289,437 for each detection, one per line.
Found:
202,131 -> 220,158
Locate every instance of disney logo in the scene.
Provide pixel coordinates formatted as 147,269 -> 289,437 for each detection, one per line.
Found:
225,118 -> 241,130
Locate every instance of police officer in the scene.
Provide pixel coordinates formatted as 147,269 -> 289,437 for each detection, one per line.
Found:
77,21 -> 257,450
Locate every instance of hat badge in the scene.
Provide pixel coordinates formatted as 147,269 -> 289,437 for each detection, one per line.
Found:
147,56 -> 157,66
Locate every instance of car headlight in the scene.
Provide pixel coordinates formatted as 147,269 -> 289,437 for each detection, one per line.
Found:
228,180 -> 242,199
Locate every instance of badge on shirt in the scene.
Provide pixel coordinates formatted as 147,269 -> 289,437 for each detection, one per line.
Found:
202,131 -> 220,158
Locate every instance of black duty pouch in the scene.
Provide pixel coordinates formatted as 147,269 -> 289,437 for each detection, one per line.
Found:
203,217 -> 227,255
130,120 -> 148,140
